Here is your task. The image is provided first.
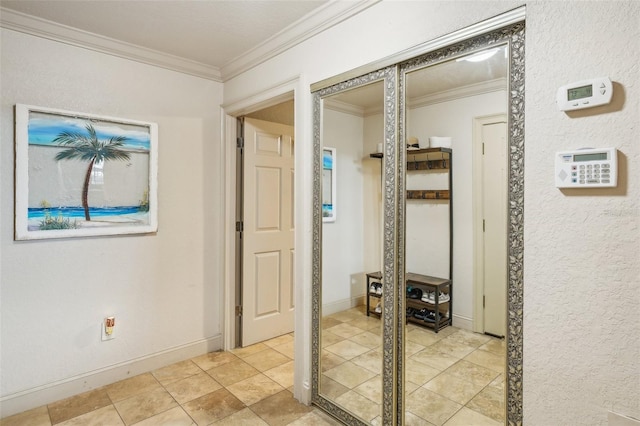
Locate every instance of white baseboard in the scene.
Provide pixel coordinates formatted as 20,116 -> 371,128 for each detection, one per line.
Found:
452,314 -> 473,331
321,295 -> 365,316
0,335 -> 222,419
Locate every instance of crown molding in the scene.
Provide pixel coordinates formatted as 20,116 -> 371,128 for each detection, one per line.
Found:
409,78 -> 507,109
0,7 -> 223,81
220,0 -> 380,81
323,98 -> 366,117
0,1 -> 379,83
323,78 -> 506,117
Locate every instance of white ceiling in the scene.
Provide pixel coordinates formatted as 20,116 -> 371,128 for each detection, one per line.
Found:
0,0 -> 506,99
0,0 -> 367,81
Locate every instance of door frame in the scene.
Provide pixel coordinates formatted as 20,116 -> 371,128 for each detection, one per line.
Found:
472,113 -> 507,334
221,75 -> 313,404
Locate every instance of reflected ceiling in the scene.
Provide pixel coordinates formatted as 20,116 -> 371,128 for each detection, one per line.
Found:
327,46 -> 507,113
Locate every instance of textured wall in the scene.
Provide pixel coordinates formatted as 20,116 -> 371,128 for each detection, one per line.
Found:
523,2 -> 640,423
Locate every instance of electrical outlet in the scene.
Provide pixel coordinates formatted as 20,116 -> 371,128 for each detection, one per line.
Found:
101,316 -> 115,341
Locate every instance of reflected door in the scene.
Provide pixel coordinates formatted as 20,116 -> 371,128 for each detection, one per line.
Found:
242,117 -> 295,346
481,120 -> 507,337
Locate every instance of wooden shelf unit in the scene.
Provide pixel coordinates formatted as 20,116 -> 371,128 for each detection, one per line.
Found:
369,147 -> 454,332
405,272 -> 452,333
365,271 -> 383,317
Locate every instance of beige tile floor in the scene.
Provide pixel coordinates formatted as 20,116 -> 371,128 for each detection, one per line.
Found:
0,334 -> 341,426
321,305 -> 506,426
2,305 -> 505,426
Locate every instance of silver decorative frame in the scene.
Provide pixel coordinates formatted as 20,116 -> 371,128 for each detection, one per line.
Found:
397,21 -> 525,425
311,65 -> 399,425
311,16 -> 524,426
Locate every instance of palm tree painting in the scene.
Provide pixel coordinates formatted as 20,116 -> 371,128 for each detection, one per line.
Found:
15,104 -> 158,240
53,123 -> 131,221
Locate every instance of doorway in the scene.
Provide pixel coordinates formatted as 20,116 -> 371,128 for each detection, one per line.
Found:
473,114 -> 508,338
223,83 -> 313,404
238,114 -> 295,346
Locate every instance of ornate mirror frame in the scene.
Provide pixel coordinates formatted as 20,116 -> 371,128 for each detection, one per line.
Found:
396,21 -> 525,425
311,10 -> 525,426
311,65 -> 400,425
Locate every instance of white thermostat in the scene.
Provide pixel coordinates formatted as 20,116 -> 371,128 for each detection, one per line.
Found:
557,77 -> 613,111
555,148 -> 617,188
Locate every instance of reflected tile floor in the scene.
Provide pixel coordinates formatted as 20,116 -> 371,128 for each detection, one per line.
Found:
321,305 -> 506,426
1,333 -> 341,426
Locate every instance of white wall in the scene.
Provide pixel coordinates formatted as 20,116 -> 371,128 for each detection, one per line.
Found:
321,107 -> 385,315
362,113 -> 384,274
321,108 -> 365,312
0,29 -> 223,415
406,90 -> 506,327
225,1 -> 640,423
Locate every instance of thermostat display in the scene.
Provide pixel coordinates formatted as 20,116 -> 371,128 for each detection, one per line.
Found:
557,77 -> 612,111
555,148 -> 617,188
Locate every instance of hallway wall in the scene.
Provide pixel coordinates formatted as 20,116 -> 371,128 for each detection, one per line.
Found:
0,29 -> 224,415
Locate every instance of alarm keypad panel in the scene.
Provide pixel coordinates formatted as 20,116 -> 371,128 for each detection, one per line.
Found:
555,148 -> 617,188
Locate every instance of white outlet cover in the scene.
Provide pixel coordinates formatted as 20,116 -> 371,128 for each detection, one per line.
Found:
101,320 -> 115,341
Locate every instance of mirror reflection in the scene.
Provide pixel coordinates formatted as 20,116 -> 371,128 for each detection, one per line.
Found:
403,45 -> 508,424
319,80 -> 385,424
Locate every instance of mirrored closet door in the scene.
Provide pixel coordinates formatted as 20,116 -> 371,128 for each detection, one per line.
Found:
311,66 -> 401,425
401,42 -> 510,425
311,11 -> 525,426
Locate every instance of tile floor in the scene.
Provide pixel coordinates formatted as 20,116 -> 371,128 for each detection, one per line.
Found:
321,305 -> 505,425
0,334 -> 340,426
2,305 -> 505,426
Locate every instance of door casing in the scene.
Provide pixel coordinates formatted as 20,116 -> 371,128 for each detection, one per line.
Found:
221,76 -> 314,405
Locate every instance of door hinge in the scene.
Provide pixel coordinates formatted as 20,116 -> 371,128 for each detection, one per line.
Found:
235,305 -> 242,316
483,295 -> 486,308
236,221 -> 243,232
483,219 -> 485,232
482,142 -> 485,155
237,137 -> 244,149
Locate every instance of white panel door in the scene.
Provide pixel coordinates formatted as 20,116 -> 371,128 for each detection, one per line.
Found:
482,121 -> 508,337
242,118 -> 294,346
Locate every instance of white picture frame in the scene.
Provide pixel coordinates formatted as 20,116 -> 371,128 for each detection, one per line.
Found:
322,147 -> 336,222
14,104 -> 158,240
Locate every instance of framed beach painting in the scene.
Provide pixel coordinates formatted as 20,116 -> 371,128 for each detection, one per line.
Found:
322,147 -> 336,222
14,104 -> 158,240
